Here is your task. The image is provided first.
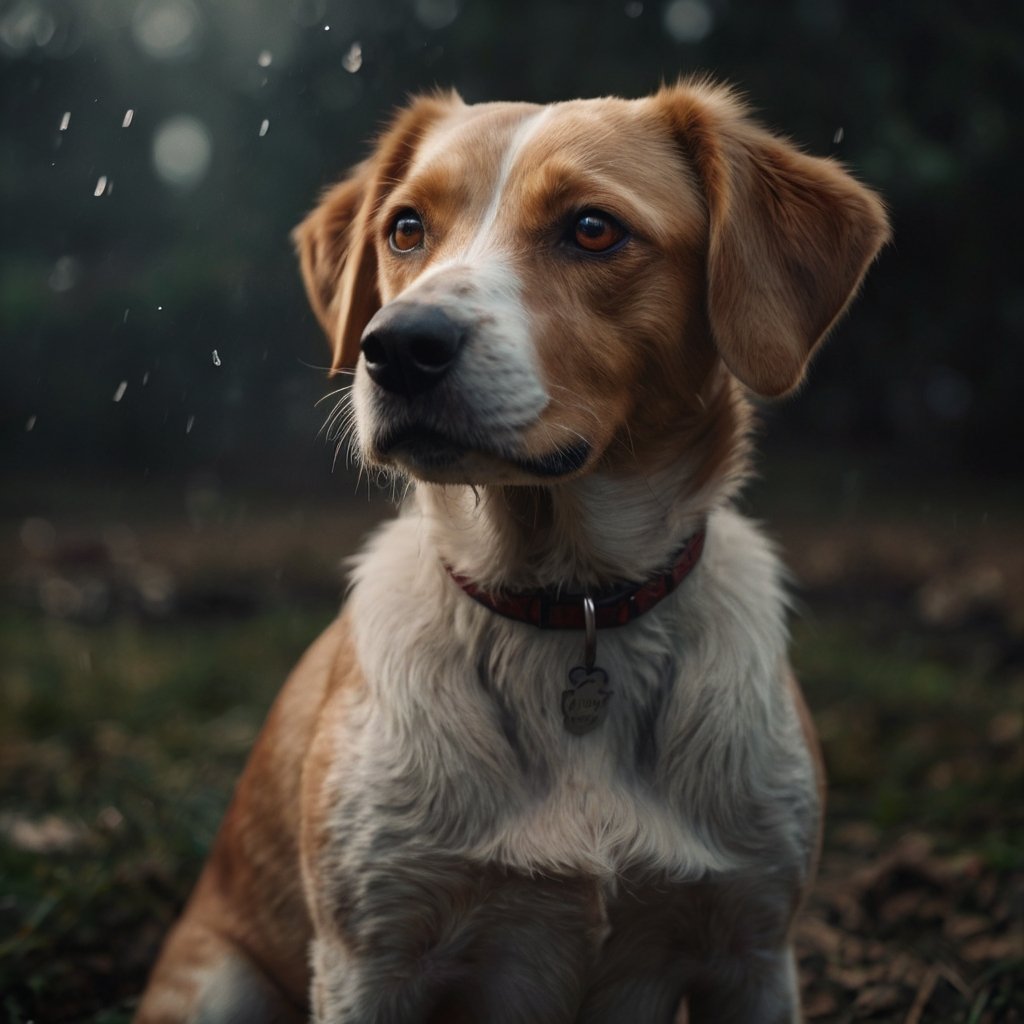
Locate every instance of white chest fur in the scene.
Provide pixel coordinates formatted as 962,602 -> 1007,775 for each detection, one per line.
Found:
325,505 -> 818,889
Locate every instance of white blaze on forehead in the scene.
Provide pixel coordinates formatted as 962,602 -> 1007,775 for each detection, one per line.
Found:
465,105 -> 553,259
403,105 -> 554,289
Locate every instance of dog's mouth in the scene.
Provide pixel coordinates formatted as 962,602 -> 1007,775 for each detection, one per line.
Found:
376,426 -> 591,481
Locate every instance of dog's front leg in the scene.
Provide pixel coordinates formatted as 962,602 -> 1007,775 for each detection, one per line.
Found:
134,914 -> 305,1024
306,866 -> 605,1024
685,945 -> 801,1024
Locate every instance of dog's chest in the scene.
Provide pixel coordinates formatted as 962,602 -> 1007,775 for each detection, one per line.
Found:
319,508 -> 817,909
321,617 -> 808,891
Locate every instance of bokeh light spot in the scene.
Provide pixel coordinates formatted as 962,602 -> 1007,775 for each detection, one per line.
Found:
414,0 -> 460,30
132,0 -> 201,60
152,115 -> 212,189
663,0 -> 712,42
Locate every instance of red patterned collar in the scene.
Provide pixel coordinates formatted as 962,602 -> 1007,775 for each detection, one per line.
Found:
444,528 -> 706,630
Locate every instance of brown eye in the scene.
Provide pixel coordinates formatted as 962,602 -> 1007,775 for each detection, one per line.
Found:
573,211 -> 627,253
390,211 -> 424,253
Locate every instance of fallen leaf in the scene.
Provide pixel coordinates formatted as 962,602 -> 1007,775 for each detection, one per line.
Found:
853,983 -> 904,1016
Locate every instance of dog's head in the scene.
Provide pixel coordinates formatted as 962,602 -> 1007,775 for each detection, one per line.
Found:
295,82 -> 889,486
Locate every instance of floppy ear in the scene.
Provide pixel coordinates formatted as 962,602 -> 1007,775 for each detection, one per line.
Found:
292,92 -> 460,372
293,163 -> 378,372
657,81 -> 890,397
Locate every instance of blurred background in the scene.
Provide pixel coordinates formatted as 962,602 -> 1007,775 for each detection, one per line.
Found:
1,1 -> 1021,1021
3,0 -> 1023,484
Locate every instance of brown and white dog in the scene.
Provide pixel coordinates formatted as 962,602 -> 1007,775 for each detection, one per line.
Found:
136,80 -> 888,1023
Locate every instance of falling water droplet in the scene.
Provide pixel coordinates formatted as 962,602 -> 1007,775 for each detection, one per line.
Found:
342,41 -> 362,73
259,118 -> 269,137
324,23 -> 330,31
123,308 -> 130,323
185,414 -> 195,434
59,111 -> 71,131
113,381 -> 128,402
142,371 -> 150,385
833,127 -> 844,144
26,415 -> 37,431
94,175 -> 108,197
258,49 -> 273,67
212,349 -> 221,366
122,108 -> 134,127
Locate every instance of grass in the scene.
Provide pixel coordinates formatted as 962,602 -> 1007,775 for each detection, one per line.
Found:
1,606 -> 336,1022
794,616 -> 1024,842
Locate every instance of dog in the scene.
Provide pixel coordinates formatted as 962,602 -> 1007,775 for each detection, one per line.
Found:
135,79 -> 888,1023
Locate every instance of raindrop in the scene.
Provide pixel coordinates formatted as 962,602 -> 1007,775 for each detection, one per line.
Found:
26,414 -> 37,431
257,49 -> 272,67
113,380 -> 128,402
157,305 -> 163,310
122,108 -> 134,127
59,110 -> 70,131
414,0 -> 459,30
212,349 -> 221,366
832,126 -> 844,144
185,414 -> 195,434
663,0 -> 713,42
142,371 -> 150,385
259,118 -> 269,137
152,114 -> 212,189
324,23 -> 330,31
123,307 -> 130,323
93,175 -> 108,197
342,41 -> 361,73
625,1 -> 643,15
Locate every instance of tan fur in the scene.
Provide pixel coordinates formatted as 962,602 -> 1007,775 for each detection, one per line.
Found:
138,79 -> 887,1023
293,93 -> 461,370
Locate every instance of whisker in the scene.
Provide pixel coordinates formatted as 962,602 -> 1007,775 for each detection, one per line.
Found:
300,359 -> 356,375
326,405 -> 358,444
319,395 -> 356,443
315,383 -> 355,407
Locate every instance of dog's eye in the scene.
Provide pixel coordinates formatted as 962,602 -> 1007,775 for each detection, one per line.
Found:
573,211 -> 627,254
390,211 -> 425,253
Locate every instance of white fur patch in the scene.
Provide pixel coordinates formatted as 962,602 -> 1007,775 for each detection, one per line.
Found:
334,501 -> 816,883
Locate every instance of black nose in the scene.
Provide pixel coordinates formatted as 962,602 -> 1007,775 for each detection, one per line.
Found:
360,304 -> 466,398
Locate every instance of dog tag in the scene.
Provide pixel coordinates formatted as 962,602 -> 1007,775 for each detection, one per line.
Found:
561,595 -> 612,735
562,664 -> 612,735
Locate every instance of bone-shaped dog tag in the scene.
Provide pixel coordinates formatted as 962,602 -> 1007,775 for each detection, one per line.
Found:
562,665 -> 612,735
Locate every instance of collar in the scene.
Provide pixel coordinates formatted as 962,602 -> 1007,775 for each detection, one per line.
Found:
444,528 -> 706,630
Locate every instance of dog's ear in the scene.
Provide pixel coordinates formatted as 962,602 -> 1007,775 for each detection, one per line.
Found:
293,163 -> 377,372
656,81 -> 890,397
293,92 -> 460,372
